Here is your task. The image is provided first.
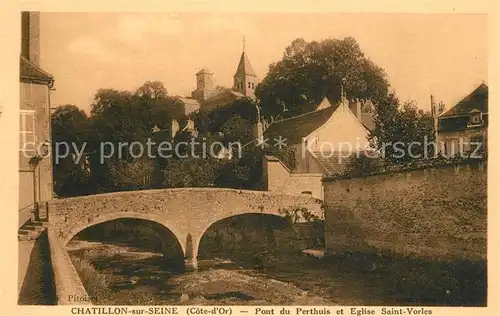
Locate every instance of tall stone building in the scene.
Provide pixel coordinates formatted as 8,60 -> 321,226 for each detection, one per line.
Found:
232,51 -> 258,98
19,12 -> 54,227
190,68 -> 217,102
181,48 -> 259,114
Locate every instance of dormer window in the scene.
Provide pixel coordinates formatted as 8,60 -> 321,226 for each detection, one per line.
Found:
468,109 -> 483,127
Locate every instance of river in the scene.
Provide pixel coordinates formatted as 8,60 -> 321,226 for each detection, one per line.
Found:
67,240 -> 485,306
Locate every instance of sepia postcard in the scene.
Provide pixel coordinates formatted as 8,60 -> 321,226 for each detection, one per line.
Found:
0,1 -> 497,316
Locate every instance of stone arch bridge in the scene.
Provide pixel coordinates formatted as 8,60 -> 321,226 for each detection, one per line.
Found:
48,188 -> 322,269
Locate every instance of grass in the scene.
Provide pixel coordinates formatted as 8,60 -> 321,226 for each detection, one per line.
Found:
71,256 -> 111,303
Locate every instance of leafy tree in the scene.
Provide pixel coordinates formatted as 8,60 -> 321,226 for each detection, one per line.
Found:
106,157 -> 155,191
164,157 -> 220,187
136,80 -> 168,99
51,105 -> 91,196
84,81 -> 187,193
370,93 -> 435,163
343,151 -> 385,177
220,115 -> 254,145
215,143 -> 296,189
256,37 -> 389,118
207,97 -> 258,132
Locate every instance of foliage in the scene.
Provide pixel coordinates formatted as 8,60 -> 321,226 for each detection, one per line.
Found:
256,37 -> 389,119
215,143 -> 296,190
279,206 -> 324,224
208,98 -> 258,132
106,157 -> 155,191
70,256 -> 110,302
51,105 -> 91,196
164,157 -> 220,188
370,94 -> 435,163
85,81 -> 187,192
343,151 -> 385,177
220,115 -> 254,145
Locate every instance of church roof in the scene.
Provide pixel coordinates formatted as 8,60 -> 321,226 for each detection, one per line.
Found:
20,56 -> 53,83
176,97 -> 200,106
264,102 -> 339,145
440,83 -> 488,117
234,52 -> 257,77
196,68 -> 213,75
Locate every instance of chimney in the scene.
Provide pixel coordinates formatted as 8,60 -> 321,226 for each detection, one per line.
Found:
171,120 -> 179,138
21,12 -> 40,66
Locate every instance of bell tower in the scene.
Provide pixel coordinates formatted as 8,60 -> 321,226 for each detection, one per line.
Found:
191,68 -> 216,101
233,37 -> 258,98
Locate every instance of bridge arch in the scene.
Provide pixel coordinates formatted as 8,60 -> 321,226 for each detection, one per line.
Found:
197,212 -> 298,264
62,211 -> 186,256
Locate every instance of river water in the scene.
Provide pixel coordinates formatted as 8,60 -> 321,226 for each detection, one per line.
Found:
67,240 -> 486,306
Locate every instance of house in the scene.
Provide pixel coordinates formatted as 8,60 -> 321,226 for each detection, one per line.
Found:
437,83 -> 488,156
19,12 -> 54,227
264,91 -> 374,176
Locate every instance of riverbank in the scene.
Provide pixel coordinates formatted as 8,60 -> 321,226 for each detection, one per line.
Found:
67,240 -> 486,306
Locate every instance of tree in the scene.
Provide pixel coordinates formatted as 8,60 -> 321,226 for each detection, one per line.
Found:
370,93 -> 435,163
256,37 -> 389,118
164,157 -> 220,188
136,80 -> 168,99
85,81 -> 188,193
106,157 -> 154,191
51,105 -> 91,196
206,97 -> 258,133
220,115 -> 254,145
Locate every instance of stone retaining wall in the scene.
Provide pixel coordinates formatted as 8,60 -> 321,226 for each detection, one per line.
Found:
47,223 -> 92,305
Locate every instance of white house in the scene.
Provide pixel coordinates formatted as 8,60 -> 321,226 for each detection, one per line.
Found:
264,93 -> 374,176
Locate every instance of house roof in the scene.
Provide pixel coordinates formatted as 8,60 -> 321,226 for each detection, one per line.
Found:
20,56 -> 54,83
310,151 -> 350,176
441,83 -> 488,117
264,103 -> 339,145
439,114 -> 488,132
234,52 -> 257,77
438,83 -> 488,132
361,113 -> 375,131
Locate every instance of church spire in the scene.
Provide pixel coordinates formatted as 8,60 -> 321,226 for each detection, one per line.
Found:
233,40 -> 258,97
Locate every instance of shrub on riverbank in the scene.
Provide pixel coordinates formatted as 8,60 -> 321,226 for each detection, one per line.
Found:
71,256 -> 111,302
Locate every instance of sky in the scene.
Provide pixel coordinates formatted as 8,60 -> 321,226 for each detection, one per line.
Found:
39,13 -> 488,113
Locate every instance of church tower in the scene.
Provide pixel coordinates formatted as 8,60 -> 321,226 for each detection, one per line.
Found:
191,68 -> 216,101
233,39 -> 258,98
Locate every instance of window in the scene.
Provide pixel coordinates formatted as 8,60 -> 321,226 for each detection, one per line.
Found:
20,110 -> 36,153
468,110 -> 483,126
248,82 -> 251,88
22,83 -> 34,108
